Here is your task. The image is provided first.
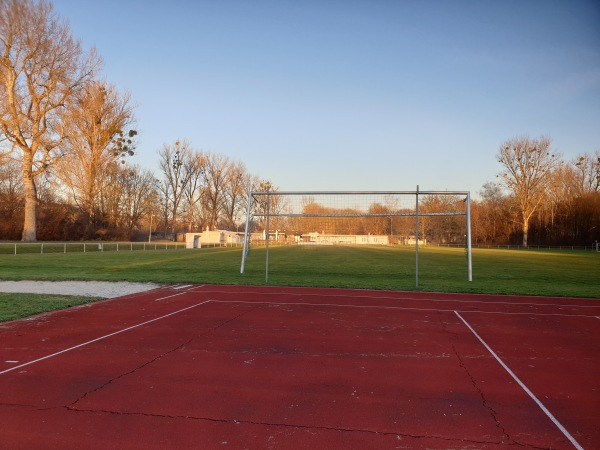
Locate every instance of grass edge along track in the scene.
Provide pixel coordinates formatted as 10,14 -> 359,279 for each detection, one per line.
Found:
0,246 -> 598,298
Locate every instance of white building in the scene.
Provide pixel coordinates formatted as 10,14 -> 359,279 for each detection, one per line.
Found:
303,232 -> 389,246
406,237 -> 426,245
185,229 -> 244,248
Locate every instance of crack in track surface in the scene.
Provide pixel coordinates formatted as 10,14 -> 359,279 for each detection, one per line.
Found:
453,344 -> 509,437
451,345 -> 547,449
64,304 -> 261,410
433,310 -> 547,450
28,304 -> 549,449
58,406 -> 532,448
64,337 -> 194,410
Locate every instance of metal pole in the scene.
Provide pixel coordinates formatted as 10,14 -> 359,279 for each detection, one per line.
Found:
148,215 -> 152,243
265,190 -> 271,284
466,191 -> 473,281
415,185 -> 419,288
240,190 -> 253,274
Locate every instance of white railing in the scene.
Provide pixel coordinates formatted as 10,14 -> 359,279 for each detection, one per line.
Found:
0,241 -> 186,255
435,243 -> 597,251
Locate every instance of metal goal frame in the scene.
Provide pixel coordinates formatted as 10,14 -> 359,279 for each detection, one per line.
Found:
240,187 -> 472,287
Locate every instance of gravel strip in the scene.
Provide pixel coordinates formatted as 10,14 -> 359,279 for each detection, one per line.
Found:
0,281 -> 161,298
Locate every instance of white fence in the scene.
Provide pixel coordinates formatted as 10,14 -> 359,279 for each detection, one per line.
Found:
437,243 -> 598,251
0,242 -> 186,255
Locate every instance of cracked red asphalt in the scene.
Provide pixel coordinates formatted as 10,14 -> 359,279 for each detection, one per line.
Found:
1,285 -> 598,449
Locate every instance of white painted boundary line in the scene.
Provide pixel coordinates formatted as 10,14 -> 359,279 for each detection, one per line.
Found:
0,292 -> 206,376
154,290 -> 194,301
454,311 -> 583,450
172,284 -> 195,290
186,284 -> 206,291
449,310 -> 597,318
196,288 -> 600,311
206,299 -> 599,318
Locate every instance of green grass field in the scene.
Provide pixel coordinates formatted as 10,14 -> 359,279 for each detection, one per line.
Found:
0,293 -> 103,322
0,246 -> 598,321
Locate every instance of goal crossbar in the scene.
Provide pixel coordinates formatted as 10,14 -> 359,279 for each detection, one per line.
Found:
257,212 -> 468,218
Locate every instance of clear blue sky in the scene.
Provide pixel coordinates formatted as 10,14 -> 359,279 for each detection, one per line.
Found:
52,0 -> 600,197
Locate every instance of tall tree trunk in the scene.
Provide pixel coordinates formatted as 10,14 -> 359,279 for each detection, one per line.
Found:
522,217 -> 529,248
21,154 -> 37,242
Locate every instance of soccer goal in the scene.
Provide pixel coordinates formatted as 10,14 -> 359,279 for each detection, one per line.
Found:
240,187 -> 472,287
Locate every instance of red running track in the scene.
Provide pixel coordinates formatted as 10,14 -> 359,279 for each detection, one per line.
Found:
0,284 -> 598,449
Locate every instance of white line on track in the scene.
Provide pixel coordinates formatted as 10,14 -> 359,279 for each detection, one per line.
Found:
154,290 -> 195,301
172,284 -> 195,290
0,292 -> 205,376
206,299 -> 599,318
196,288 -> 600,310
454,311 -> 583,450
184,284 -> 206,290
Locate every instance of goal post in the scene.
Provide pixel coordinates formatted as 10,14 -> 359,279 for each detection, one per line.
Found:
240,188 -> 473,287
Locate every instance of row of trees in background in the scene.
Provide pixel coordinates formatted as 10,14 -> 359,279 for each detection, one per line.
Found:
495,136 -> 599,247
476,142 -> 599,247
0,0 -> 272,241
257,149 -> 599,248
260,194 -> 468,245
156,141 -> 273,238
0,144 -> 271,241
1,132 -> 598,245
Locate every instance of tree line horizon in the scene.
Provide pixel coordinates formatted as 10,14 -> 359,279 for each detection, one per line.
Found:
1,0 -> 599,247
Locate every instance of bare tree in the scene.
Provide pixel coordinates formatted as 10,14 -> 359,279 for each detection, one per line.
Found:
496,136 -> 559,247
476,181 -> 512,244
0,155 -> 21,196
54,80 -> 136,237
222,159 -> 250,230
97,162 -> 125,237
250,180 -> 286,232
181,150 -> 206,232
574,150 -> 600,194
366,203 -> 390,235
118,164 -> 158,237
158,140 -> 196,236
0,0 -> 100,241
157,176 -> 172,239
543,162 -> 577,229
202,152 -> 230,229
0,156 -> 23,238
